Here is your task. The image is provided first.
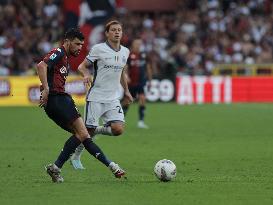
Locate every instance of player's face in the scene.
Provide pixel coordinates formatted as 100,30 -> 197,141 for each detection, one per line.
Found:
132,39 -> 142,52
106,24 -> 122,43
69,38 -> 84,57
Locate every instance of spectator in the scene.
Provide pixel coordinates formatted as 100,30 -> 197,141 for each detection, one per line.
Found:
1,0 -> 273,77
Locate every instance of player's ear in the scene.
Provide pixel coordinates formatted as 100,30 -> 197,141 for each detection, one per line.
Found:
64,38 -> 70,45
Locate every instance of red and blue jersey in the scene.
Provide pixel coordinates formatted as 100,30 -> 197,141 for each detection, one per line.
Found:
127,52 -> 149,87
42,46 -> 69,94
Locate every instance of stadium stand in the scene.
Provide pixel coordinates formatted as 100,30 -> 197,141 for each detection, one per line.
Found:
0,0 -> 272,78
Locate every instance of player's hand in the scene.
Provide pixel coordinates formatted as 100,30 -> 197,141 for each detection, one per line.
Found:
39,88 -> 49,107
83,75 -> 92,91
123,91 -> 134,106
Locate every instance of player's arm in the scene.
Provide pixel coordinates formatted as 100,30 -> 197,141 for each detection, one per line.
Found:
120,65 -> 129,92
36,61 -> 49,107
80,45 -> 100,89
121,65 -> 133,105
78,58 -> 92,89
36,49 -> 63,107
37,61 -> 49,92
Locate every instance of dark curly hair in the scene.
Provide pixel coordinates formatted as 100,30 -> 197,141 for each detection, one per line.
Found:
64,28 -> 84,41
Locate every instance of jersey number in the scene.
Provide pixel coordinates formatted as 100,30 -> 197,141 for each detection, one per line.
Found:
116,106 -> 122,113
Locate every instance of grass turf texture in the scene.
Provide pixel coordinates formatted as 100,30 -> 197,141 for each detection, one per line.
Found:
0,103 -> 273,205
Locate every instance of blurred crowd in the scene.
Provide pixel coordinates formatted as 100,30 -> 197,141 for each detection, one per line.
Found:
0,0 -> 273,78
0,0 -> 62,75
118,0 -> 273,78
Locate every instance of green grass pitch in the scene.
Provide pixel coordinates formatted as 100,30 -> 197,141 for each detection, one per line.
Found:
1,103 -> 273,205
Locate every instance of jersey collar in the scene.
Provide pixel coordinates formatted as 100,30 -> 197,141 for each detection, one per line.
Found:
105,40 -> 121,52
61,45 -> 68,57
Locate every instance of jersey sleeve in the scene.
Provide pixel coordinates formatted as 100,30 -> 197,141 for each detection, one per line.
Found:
86,46 -> 100,63
43,48 -> 64,68
125,48 -> 130,65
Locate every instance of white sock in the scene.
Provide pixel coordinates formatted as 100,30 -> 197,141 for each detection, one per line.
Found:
95,126 -> 113,136
72,143 -> 85,160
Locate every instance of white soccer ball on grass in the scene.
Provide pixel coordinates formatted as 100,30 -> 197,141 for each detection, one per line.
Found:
154,159 -> 176,182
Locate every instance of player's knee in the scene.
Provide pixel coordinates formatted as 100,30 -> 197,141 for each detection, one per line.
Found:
111,125 -> 124,136
110,122 -> 124,136
87,128 -> 95,137
112,128 -> 123,136
75,129 -> 89,141
139,94 -> 146,105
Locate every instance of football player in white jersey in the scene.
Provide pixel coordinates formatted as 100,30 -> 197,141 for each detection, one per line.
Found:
70,20 -> 133,174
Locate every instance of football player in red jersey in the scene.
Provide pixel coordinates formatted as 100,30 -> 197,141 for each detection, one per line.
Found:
122,39 -> 153,128
37,28 -> 126,182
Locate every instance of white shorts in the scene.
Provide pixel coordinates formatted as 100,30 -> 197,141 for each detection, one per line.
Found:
84,101 -> 125,128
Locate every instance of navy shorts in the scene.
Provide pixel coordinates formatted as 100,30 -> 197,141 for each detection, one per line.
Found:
44,93 -> 81,133
129,85 -> 145,99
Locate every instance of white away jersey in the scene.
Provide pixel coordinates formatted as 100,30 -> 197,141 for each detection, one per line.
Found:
86,42 -> 130,102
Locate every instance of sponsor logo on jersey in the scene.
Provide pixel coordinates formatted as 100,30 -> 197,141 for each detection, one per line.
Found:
103,64 -> 123,72
60,66 -> 67,74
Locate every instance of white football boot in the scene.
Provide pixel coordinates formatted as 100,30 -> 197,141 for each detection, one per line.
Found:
137,120 -> 149,129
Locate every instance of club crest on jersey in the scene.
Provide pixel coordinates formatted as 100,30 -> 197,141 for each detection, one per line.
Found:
60,66 -> 67,74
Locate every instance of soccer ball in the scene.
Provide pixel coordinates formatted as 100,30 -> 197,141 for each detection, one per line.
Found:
154,159 -> 176,182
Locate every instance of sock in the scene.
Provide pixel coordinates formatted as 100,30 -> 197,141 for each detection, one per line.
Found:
82,138 -> 111,167
71,143 -> 85,160
139,105 -> 145,121
123,105 -> 129,116
95,126 -> 113,136
54,135 -> 81,169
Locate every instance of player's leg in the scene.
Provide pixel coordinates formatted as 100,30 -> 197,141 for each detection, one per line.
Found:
94,121 -> 125,136
70,117 -> 113,170
54,116 -> 117,173
54,111 -> 125,178
95,101 -> 125,136
137,86 -> 149,129
53,117 -> 89,169
76,126 -> 126,178
73,123 -> 113,168
70,143 -> 85,169
101,109 -> 126,177
45,95 -> 88,182
70,100 -> 101,169
70,101 -> 126,177
69,101 -> 95,169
